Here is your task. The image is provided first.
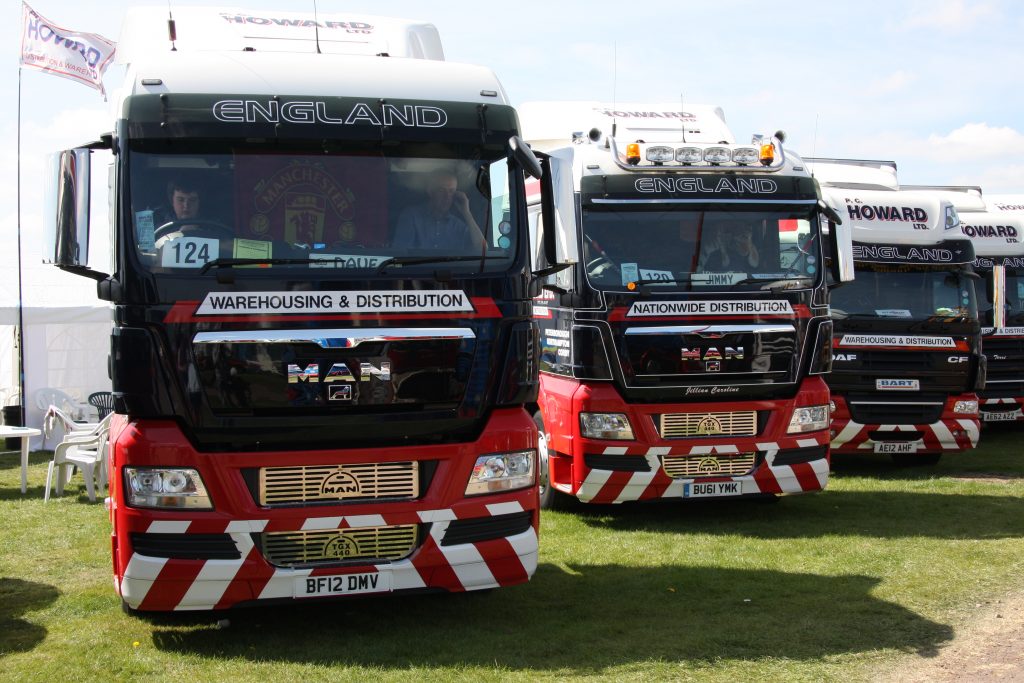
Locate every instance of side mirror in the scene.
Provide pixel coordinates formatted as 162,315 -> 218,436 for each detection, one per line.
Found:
825,216 -> 855,284
44,148 -> 91,268
509,135 -> 543,180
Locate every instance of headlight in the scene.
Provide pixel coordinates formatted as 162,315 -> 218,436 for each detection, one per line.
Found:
124,467 -> 213,509
465,450 -> 535,496
580,412 -> 635,440
787,405 -> 830,434
953,399 -> 979,414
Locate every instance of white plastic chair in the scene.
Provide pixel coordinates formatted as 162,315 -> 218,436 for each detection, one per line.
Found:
44,415 -> 112,503
42,405 -> 102,449
34,388 -> 95,422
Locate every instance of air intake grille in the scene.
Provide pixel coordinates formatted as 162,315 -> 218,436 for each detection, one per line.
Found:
848,403 -> 943,425
258,462 -> 418,506
658,411 -> 757,438
129,533 -> 241,560
260,525 -> 419,567
662,452 -> 756,478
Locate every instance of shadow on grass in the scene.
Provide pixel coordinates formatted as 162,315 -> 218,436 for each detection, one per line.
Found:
149,563 -> 951,672
0,578 -> 60,657
568,488 -> 1024,539
0,452 -> 51,472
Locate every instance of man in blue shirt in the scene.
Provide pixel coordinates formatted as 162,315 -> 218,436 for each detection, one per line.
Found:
394,169 -> 484,252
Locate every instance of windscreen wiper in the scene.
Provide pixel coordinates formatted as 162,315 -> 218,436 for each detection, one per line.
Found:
625,275 -> 695,291
199,258 -> 318,274
728,276 -> 810,291
375,255 -> 504,274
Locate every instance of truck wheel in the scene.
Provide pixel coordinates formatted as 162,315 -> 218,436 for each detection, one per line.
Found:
891,453 -> 941,467
534,411 -> 566,510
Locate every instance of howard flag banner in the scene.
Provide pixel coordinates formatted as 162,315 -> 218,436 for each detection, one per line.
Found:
19,3 -> 115,96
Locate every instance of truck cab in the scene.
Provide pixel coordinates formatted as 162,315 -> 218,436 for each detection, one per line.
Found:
809,160 -> 983,463
520,102 -> 854,506
44,7 -> 551,611
903,186 -> 1024,423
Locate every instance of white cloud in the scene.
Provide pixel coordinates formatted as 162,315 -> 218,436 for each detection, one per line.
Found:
900,0 -> 998,31
926,122 -> 1024,158
951,165 -> 1024,195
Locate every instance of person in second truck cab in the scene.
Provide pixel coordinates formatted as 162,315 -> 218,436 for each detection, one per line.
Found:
393,168 -> 485,251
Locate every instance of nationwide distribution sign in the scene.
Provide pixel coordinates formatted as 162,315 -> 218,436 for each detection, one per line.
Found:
19,2 -> 116,95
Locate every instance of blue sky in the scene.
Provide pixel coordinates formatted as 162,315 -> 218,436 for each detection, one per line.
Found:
2,0 -> 1023,305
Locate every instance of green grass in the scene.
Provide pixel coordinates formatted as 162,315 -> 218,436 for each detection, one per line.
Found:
2,427 -> 1023,682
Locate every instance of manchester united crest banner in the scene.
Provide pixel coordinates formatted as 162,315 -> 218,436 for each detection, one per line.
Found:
235,156 -> 389,248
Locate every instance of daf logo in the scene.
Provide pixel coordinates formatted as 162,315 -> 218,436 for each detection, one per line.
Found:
323,535 -> 360,559
287,361 -> 391,383
321,470 -> 361,497
696,416 -> 723,435
697,457 -> 722,473
681,346 -> 744,361
833,353 -> 857,361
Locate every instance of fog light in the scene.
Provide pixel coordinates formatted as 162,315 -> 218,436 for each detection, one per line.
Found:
465,450 -> 536,495
125,467 -> 213,509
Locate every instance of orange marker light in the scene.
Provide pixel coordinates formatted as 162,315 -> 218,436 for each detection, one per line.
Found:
759,143 -> 775,166
626,143 -> 641,166
627,281 -> 638,291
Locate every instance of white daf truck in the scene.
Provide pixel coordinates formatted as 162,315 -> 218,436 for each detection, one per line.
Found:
902,186 -> 1024,423
807,159 -> 983,463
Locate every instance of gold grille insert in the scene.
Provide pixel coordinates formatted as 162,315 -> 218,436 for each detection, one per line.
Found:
659,411 -> 757,438
662,452 -> 757,478
261,525 -> 419,567
258,462 -> 419,506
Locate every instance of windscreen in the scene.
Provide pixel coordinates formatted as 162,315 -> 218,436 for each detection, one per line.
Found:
580,205 -> 820,290
830,265 -> 978,320
978,267 -> 1024,326
127,142 -> 518,275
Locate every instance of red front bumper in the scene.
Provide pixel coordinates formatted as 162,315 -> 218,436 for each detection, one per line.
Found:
538,375 -> 832,503
108,408 -> 539,611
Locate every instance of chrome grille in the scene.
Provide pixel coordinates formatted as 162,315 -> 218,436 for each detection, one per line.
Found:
662,452 -> 757,478
261,525 -> 419,567
258,462 -> 419,506
659,411 -> 757,438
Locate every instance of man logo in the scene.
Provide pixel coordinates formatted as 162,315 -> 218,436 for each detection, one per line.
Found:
321,470 -> 361,497
323,535 -> 360,559
697,457 -> 722,473
696,416 -> 723,435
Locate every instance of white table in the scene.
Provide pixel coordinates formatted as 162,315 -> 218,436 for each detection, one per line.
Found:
0,426 -> 43,494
